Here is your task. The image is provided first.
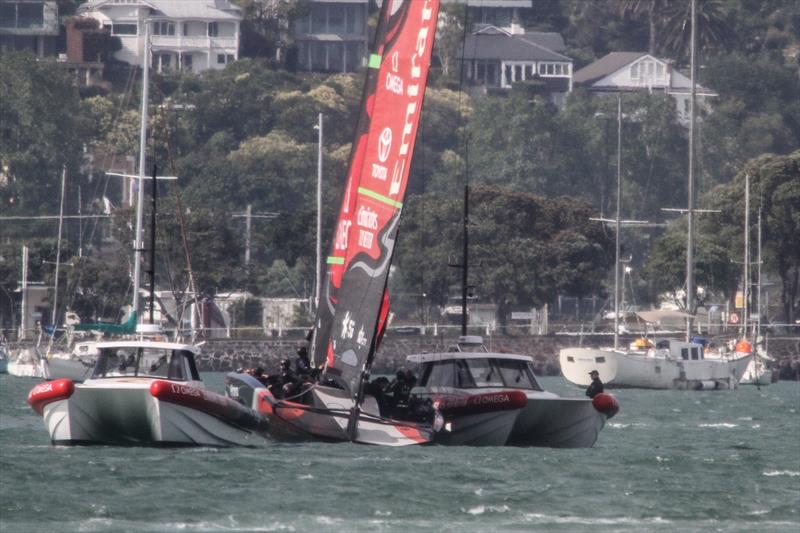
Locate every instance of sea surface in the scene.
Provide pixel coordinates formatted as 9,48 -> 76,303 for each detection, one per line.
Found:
1,374 -> 798,533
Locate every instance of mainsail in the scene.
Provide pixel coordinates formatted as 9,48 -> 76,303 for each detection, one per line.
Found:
318,0 -> 440,396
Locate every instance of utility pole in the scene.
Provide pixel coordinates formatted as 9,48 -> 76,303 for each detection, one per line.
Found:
231,207 -> 279,268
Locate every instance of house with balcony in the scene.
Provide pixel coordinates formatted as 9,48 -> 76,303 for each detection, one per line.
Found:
459,25 -> 573,107
76,0 -> 242,73
0,1 -> 59,56
573,52 -> 717,125
290,0 -> 368,73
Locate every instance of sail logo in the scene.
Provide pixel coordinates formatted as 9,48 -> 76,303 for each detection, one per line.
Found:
378,127 -> 392,162
357,206 -> 379,230
334,219 -> 352,251
341,311 -> 355,340
389,0 -> 434,197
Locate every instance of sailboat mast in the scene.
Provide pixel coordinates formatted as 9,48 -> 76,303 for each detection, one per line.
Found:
756,203 -> 762,339
743,172 -> 750,338
685,0 -> 697,341
461,184 -> 469,336
613,96 -> 622,350
50,165 -> 66,331
315,112 -> 323,313
149,164 -> 157,325
132,21 -> 150,321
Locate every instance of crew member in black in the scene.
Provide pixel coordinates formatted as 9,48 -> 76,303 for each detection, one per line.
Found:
387,368 -> 416,418
585,370 -> 604,398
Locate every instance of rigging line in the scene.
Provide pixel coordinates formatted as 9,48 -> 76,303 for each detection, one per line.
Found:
152,76 -> 202,339
86,65 -> 138,246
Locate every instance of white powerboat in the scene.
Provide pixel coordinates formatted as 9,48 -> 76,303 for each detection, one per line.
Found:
408,336 -> 619,447
28,329 -> 269,447
560,338 -> 752,390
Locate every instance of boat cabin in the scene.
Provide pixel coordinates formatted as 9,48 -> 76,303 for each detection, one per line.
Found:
90,342 -> 200,381
407,351 -> 544,391
652,339 -> 705,361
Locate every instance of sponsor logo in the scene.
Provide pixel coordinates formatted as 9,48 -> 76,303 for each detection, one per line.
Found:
371,163 -> 387,181
356,326 -> 367,347
391,50 -> 399,72
358,229 -> 374,248
357,206 -> 379,230
388,1 -> 434,197
32,382 -> 54,396
385,72 -> 404,95
171,383 -> 202,398
341,311 -> 355,340
334,219 -> 352,251
378,127 -> 392,162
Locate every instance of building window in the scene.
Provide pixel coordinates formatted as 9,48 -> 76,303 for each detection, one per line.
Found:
538,62 -> 569,77
181,53 -> 193,71
311,4 -> 327,33
208,22 -> 218,37
112,23 -> 137,35
153,21 -> 175,36
217,54 -> 235,65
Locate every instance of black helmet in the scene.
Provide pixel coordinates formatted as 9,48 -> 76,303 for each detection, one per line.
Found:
280,359 -> 291,369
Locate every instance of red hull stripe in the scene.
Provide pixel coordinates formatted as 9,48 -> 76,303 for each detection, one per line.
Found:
27,379 -> 75,415
435,390 -> 528,417
150,380 -> 268,432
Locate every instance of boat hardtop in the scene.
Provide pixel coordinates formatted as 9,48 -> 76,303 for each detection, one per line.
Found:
407,351 -> 534,364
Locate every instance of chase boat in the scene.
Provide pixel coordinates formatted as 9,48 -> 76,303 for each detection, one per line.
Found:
408,336 -> 619,447
27,326 -> 268,446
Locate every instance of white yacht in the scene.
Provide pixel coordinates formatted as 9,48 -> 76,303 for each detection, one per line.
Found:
560,337 -> 753,390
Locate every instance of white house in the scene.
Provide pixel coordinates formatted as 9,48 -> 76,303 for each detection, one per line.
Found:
574,52 -> 717,125
77,0 -> 242,73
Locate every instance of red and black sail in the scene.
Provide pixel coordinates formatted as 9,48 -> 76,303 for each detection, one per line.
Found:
312,0 -> 440,390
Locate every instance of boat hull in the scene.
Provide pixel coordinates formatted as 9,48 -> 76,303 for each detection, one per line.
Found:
560,347 -> 752,389
425,390 -> 527,446
508,394 -> 610,448
417,387 -> 610,447
34,380 -> 268,447
226,374 -> 434,446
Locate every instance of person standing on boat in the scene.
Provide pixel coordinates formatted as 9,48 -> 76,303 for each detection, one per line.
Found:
585,370 -> 604,398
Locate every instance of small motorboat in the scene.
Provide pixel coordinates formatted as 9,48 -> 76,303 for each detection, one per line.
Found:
28,326 -> 269,447
408,336 -> 619,447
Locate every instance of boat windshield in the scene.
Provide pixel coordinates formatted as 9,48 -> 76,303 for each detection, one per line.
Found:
91,347 -> 198,380
495,359 -> 543,391
418,357 -> 543,390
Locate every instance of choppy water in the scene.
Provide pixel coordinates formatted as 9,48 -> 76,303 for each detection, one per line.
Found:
1,374 -> 798,533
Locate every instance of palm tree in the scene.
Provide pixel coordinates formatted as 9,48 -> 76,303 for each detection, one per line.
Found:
660,0 -> 734,63
619,0 -> 672,55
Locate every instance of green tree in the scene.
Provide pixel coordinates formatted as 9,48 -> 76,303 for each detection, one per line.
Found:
394,186 -> 613,327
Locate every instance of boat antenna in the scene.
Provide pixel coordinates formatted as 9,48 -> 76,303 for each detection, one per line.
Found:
148,163 -> 157,325
448,4 -> 475,338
